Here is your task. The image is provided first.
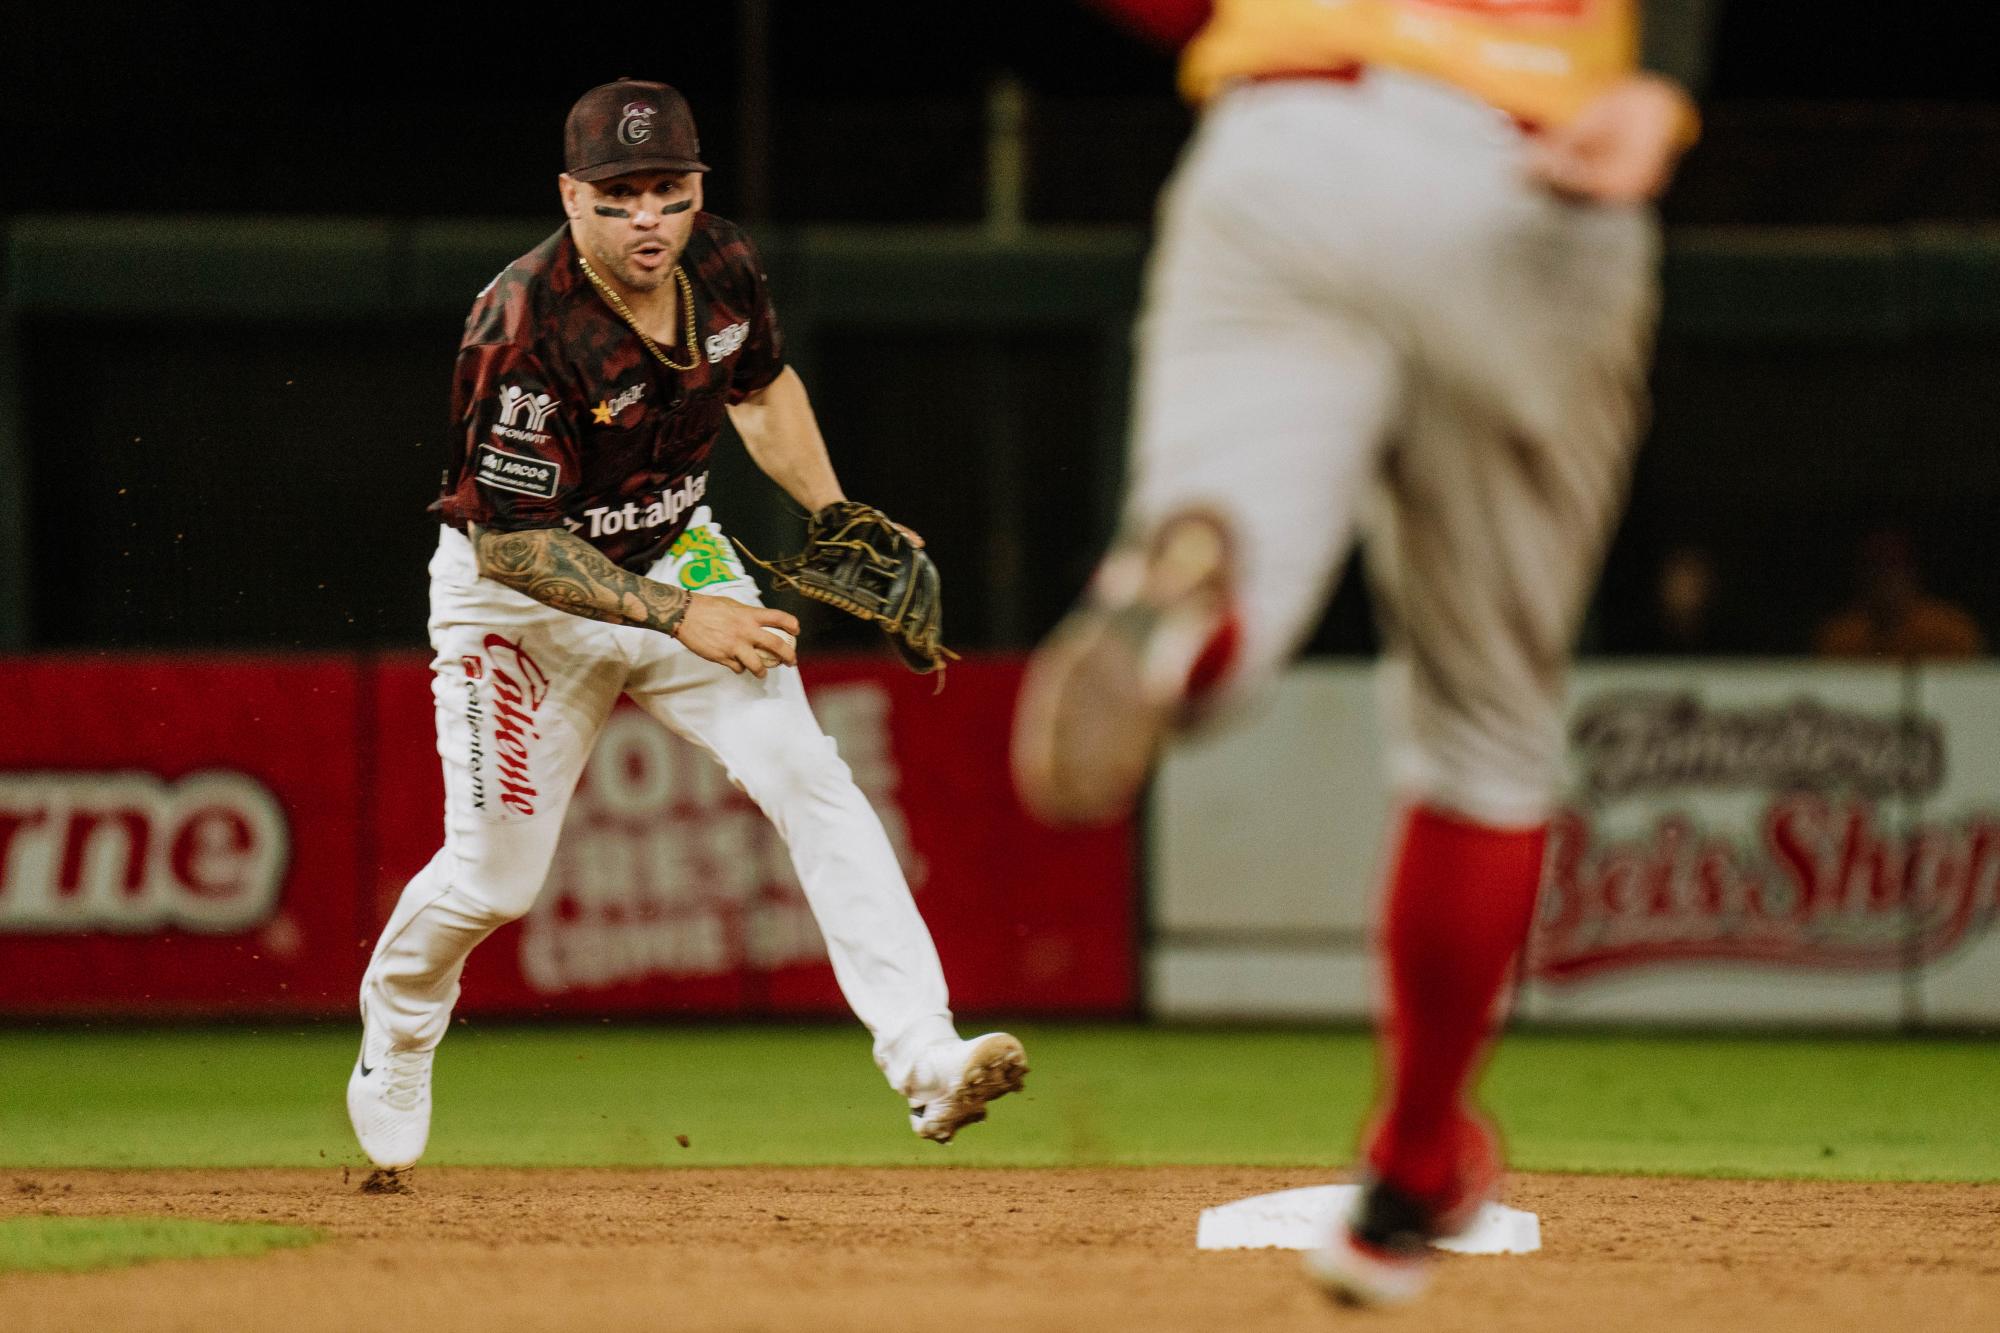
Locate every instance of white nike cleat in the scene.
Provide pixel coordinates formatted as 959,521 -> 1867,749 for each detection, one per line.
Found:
908,1033 -> 1029,1144
346,1008 -> 434,1171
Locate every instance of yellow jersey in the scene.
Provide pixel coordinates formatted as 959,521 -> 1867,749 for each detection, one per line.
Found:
1181,0 -> 1639,128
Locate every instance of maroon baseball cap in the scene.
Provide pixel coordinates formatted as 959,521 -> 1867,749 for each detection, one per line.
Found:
564,78 -> 709,182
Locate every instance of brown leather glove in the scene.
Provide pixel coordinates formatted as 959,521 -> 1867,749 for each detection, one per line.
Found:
740,501 -> 959,679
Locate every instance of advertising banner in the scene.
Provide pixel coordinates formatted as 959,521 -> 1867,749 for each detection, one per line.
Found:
1517,666 -> 1993,1026
3,654 -> 1137,1018
1151,662 -> 2000,1028
1910,665 -> 2000,1025
0,657 -> 367,1014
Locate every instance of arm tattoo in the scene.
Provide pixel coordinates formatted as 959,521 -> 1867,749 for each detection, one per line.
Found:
472,525 -> 689,635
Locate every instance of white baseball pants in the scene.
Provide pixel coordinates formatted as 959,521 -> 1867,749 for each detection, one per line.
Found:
361,519 -> 958,1096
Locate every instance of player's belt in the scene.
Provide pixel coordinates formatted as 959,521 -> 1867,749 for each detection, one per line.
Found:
1238,62 -> 1544,136
1243,62 -> 1365,87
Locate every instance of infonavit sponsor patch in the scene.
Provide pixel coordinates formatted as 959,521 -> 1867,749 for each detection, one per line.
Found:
474,445 -> 561,499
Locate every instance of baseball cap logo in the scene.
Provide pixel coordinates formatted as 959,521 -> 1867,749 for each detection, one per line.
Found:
565,81 -> 709,182
618,101 -> 657,147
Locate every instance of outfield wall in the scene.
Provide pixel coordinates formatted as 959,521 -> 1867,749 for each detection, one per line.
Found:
1150,662 -> 2000,1031
9,654 -> 1999,1029
0,654 -> 1136,1018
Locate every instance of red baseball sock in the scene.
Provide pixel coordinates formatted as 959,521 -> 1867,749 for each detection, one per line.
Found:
1182,612 -> 1240,699
1366,803 -> 1547,1203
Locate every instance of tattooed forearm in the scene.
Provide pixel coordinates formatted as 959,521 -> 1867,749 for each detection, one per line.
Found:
472,525 -> 689,635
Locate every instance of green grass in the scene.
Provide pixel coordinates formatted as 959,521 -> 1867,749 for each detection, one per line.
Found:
0,1026 -> 1993,1180
0,1217 -> 319,1273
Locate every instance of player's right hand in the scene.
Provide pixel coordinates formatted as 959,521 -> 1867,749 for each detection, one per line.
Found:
673,595 -> 801,678
1526,73 -> 1697,207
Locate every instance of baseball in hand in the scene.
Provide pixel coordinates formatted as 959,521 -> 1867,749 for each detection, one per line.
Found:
757,627 -> 795,668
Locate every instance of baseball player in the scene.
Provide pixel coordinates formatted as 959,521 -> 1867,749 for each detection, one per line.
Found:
348,79 -> 1026,1176
1016,0 -> 1696,1306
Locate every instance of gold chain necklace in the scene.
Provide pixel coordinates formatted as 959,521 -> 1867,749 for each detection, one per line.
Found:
576,248 -> 700,372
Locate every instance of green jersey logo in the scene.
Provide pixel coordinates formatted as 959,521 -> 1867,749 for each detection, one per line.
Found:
670,524 -> 745,591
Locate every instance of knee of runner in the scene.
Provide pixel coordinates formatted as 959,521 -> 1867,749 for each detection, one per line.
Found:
1379,660 -> 1570,826
1392,743 -> 1562,829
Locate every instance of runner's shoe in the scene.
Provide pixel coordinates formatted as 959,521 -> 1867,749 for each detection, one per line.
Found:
1305,1116 -> 1500,1307
1012,516 -> 1234,826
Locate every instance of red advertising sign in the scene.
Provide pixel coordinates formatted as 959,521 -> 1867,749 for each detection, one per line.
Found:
3,654 -> 1136,1018
0,656 -> 368,1014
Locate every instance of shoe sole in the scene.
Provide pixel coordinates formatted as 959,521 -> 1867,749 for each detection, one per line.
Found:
1012,607 -> 1174,827
918,1035 -> 1029,1144
1014,519 -> 1231,827
1303,1233 -> 1433,1307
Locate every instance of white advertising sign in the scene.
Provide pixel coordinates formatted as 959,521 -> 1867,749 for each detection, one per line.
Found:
1909,665 -> 2000,1026
1150,662 -> 2000,1028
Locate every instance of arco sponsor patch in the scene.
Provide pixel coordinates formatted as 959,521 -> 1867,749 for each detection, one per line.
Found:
475,445 -> 561,500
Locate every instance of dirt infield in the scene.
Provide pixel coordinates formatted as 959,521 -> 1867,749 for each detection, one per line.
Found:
3,1168 -> 1995,1332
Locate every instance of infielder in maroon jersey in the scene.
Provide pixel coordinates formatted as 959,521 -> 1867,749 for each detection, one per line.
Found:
348,80 -> 1026,1175
1015,0 -> 1696,1306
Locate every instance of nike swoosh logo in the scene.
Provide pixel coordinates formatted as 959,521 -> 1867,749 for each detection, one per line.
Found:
359,1058 -> 374,1077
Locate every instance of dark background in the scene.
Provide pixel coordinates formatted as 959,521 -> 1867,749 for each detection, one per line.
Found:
7,4 -> 1998,222
4,1 -> 1998,656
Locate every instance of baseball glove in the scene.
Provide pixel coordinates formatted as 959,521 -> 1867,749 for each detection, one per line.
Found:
739,501 -> 960,679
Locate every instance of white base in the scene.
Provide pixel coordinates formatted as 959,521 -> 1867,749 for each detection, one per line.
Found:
1196,1185 -> 1540,1255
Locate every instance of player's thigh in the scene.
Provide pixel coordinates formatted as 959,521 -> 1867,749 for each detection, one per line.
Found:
631,662 -> 845,816
427,586 -> 627,916
1131,248 -> 1401,682
620,588 -> 845,805
1367,370 -> 1642,825
1369,197 -> 1656,822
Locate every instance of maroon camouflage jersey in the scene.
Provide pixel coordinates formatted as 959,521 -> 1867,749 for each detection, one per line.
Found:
435,213 -> 785,571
